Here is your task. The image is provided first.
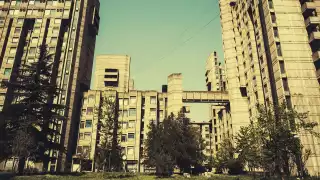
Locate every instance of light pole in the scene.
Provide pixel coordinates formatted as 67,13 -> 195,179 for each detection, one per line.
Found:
293,134 -> 303,179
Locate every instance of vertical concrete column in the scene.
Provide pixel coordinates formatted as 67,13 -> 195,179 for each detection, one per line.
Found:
167,73 -> 183,116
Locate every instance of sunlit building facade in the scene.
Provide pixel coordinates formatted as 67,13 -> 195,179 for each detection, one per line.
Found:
0,0 -> 100,172
219,0 -> 320,175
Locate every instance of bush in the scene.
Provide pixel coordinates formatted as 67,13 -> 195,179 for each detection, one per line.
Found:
227,159 -> 244,175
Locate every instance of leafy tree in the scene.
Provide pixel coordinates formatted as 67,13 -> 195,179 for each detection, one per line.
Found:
0,45 -> 65,174
144,111 -> 205,177
144,116 -> 175,177
214,138 -> 239,174
95,96 -> 122,172
236,124 -> 262,172
235,103 -> 319,178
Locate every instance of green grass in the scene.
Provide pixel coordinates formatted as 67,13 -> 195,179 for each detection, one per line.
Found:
3,172 -> 248,180
5,172 -> 320,180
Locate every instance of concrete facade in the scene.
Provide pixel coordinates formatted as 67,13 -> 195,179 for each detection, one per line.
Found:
93,55 -> 131,92
0,0 -> 100,172
219,0 -> 320,175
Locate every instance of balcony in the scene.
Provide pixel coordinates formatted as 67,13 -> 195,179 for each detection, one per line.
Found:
301,2 -> 316,18
312,51 -> 320,62
309,31 -> 320,43
305,16 -> 320,28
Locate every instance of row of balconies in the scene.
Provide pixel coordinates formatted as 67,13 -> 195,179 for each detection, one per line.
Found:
1,1 -> 71,9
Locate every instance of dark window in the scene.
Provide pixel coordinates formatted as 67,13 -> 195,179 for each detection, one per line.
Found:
128,133 -> 135,139
85,120 -> 92,128
271,12 -> 276,23
104,81 -> 118,87
80,121 -> 85,129
282,78 -> 289,91
273,27 -> 279,38
285,96 -> 292,109
104,75 -> 118,78
105,68 -> 118,72
268,0 -> 273,9
121,134 -> 126,142
280,61 -> 286,74
276,42 -> 282,56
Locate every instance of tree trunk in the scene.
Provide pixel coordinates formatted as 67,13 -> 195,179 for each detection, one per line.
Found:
18,156 -> 26,175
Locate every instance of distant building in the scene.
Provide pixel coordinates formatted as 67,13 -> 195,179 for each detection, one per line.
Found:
73,54 -> 228,172
93,55 -> 131,92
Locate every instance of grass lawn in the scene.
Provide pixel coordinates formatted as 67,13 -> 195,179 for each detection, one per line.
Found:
1,172 -> 256,180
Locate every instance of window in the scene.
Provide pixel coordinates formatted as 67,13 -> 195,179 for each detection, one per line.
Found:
80,121 -> 85,129
276,42 -> 282,56
122,122 -> 128,129
127,146 -> 134,155
84,133 -> 91,140
79,133 -> 84,140
150,96 -> 156,104
88,95 -> 95,104
29,47 -> 36,54
285,96 -> 292,109
123,110 -> 128,117
50,37 -> 57,44
17,18 -> 24,24
31,37 -> 38,44
52,27 -> 59,34
149,108 -> 156,116
121,134 -> 127,142
123,98 -> 129,105
34,27 -> 40,33
205,134 -> 210,138
280,61 -> 285,74
129,108 -> 136,116
268,0 -> 273,9
85,120 -> 92,128
14,28 -> 21,34
159,110 -> 163,118
9,48 -> 17,54
4,68 -> 11,76
128,133 -> 135,139
273,27 -> 279,38
130,96 -> 136,104
6,57 -> 14,64
87,107 -> 93,115
128,120 -> 135,128
205,127 -> 209,132
54,19 -> 61,24
282,78 -> 289,91
271,12 -> 276,24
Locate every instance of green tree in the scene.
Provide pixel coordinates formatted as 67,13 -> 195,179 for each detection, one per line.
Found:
214,138 -> 241,174
144,111 -> 205,177
236,124 -> 262,172
95,96 -> 122,172
0,45 -> 65,174
235,103 -> 319,178
144,119 -> 175,177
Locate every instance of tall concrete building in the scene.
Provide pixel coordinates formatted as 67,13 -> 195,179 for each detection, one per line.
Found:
219,0 -> 320,174
93,55 -> 131,92
0,0 -> 100,172
205,51 -> 226,92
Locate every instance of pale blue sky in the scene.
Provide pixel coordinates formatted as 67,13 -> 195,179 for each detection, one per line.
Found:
93,0 -> 223,121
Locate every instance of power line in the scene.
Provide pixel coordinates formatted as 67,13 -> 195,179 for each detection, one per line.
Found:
154,12 -> 220,65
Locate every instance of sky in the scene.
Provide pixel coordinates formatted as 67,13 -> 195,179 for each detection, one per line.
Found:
93,0 -> 224,121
